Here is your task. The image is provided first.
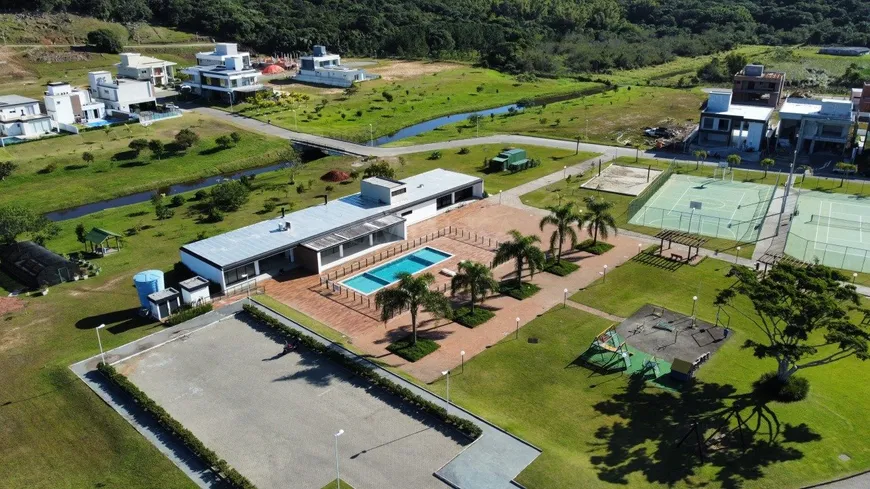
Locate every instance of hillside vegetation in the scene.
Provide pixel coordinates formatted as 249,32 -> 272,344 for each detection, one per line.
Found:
6,0 -> 869,76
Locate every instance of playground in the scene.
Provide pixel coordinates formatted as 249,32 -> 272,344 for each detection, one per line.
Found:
580,163 -> 663,196
628,173 -> 777,242
578,304 -> 731,387
786,190 -> 870,272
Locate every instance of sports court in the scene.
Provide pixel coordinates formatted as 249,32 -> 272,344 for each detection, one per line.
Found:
629,173 -> 776,241
581,164 -> 663,196
786,190 -> 870,272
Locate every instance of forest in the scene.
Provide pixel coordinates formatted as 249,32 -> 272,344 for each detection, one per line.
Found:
9,0 -> 870,75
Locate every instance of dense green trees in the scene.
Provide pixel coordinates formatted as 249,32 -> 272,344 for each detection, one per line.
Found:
10,0 -> 870,75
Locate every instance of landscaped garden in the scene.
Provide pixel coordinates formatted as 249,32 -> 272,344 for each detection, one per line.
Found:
427,256 -> 870,489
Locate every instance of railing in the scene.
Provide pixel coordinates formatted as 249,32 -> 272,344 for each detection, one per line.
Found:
221,279 -> 265,298
627,159 -> 677,219
629,205 -> 771,242
783,233 -> 870,273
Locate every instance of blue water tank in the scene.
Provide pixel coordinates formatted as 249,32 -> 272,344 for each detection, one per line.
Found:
133,270 -> 165,309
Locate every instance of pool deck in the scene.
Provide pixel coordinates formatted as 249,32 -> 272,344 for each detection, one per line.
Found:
341,246 -> 453,295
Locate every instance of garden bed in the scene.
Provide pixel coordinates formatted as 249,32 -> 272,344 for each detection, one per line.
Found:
386,337 -> 441,362
453,307 -> 495,328
500,281 -> 542,300
576,239 -> 614,255
543,259 -> 580,277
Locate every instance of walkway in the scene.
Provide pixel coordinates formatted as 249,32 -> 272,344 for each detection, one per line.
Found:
565,300 -> 626,322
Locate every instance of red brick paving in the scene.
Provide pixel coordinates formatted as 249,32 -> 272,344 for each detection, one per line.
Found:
263,200 -> 646,382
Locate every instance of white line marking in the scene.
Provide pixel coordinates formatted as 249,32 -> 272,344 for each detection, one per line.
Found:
318,387 -> 335,397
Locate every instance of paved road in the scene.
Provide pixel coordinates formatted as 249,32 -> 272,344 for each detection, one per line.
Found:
5,42 -> 214,48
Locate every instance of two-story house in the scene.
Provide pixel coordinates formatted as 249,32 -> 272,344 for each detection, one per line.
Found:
294,45 -> 378,88
0,95 -> 52,138
778,98 -> 855,155
88,71 -> 156,115
732,64 -> 785,108
115,53 -> 177,87
44,81 -> 106,126
181,43 -> 263,102
697,91 -> 773,152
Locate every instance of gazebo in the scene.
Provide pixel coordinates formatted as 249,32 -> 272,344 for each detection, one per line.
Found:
84,228 -> 123,256
654,230 -> 708,263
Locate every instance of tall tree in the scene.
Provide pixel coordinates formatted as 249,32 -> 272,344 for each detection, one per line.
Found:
715,263 -> 868,384
493,230 -> 546,287
760,158 -> 775,178
726,153 -> 742,168
451,261 -> 499,313
148,140 -> 164,160
579,196 -> 617,245
0,205 -> 52,244
540,202 -> 580,263
693,150 -> 707,170
376,272 -> 452,344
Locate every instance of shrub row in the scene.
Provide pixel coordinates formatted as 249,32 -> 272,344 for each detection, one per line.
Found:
97,362 -> 256,489
453,307 -> 495,328
576,239 -> 615,255
543,259 -> 580,277
386,337 -> 440,361
165,303 -> 214,326
499,281 -> 542,300
242,304 -> 482,439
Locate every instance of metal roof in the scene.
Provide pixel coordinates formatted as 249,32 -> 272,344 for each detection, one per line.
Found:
180,169 -> 481,268
0,95 -> 39,106
179,276 -> 210,291
84,227 -> 121,244
703,103 -> 773,121
148,287 -> 179,302
364,176 -> 403,188
302,214 -> 405,251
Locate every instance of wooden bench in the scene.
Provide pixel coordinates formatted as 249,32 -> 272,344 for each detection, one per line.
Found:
670,253 -> 684,261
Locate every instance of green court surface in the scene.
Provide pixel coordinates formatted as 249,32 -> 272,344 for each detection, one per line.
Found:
629,174 -> 777,241
786,190 -> 870,272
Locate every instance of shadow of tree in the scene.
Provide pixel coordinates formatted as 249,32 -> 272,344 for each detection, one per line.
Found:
589,375 -> 821,488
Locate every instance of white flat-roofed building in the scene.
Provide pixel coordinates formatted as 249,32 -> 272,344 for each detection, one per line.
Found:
0,95 -> 52,138
698,90 -> 774,151
181,43 -> 263,101
115,53 -> 177,87
778,97 -> 856,155
88,71 -> 156,115
294,45 -> 378,88
180,169 -> 484,292
44,81 -> 105,126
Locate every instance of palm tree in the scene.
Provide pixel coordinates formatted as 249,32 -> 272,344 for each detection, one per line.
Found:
376,272 -> 452,345
539,203 -> 580,263
798,164 -> 812,184
579,196 -> 617,245
726,153 -> 742,168
693,149 -> 707,170
493,230 -> 546,287
760,158 -> 775,178
451,261 -> 499,313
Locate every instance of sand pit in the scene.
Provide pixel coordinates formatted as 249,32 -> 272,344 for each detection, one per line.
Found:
582,164 -> 662,196
368,60 -> 459,81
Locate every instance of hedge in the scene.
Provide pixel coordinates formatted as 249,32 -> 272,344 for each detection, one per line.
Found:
242,304 -> 483,439
543,259 -> 580,277
453,307 -> 495,328
97,362 -> 257,489
166,303 -> 214,326
576,239 -> 615,255
499,281 -> 541,300
386,337 -> 440,362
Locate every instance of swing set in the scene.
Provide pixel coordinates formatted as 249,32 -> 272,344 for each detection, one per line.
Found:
589,324 -> 631,370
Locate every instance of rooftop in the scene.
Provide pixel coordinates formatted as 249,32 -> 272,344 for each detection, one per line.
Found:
703,102 -> 773,121
148,287 -> 179,302
181,169 -> 481,268
780,98 -> 854,120
183,65 -> 258,75
365,176 -> 404,188
0,95 -> 39,106
116,54 -> 177,68
179,276 -> 210,291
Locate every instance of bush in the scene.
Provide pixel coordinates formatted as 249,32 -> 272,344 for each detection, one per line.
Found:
382,91 -> 394,102
363,161 -> 395,179
210,180 -> 249,211
428,151 -> 443,160
499,281 -> 541,300
263,200 -> 277,213
194,190 -> 208,201
170,195 -> 185,207
154,203 -> 174,220
457,147 -> 470,155
174,128 -> 199,149
202,206 -> 224,223
387,337 -> 440,362
97,362 -> 256,489
453,307 -> 495,328
576,239 -> 614,255
87,28 -> 124,54
215,135 -> 233,149
242,304 -> 482,439
41,163 -> 57,174
754,372 -> 810,402
543,259 -> 579,277
230,132 -> 242,144
129,138 -> 149,155
296,184 -> 306,194
166,303 -> 213,326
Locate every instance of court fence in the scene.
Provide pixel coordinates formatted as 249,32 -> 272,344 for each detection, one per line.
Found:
627,159 -> 677,219
630,205 -> 768,241
784,233 -> 870,273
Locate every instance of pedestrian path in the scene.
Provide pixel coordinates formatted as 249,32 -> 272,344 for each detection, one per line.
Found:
565,300 -> 626,322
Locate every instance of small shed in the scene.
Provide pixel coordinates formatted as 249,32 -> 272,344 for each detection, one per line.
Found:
84,228 -> 122,256
489,148 -> 530,172
0,241 -> 79,288
179,276 -> 211,305
147,287 -> 181,320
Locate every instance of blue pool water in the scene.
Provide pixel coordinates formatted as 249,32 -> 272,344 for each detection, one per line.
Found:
85,120 -> 111,128
342,247 -> 453,294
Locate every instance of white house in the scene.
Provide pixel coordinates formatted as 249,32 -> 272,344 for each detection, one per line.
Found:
0,95 -> 52,138
115,53 -> 177,87
181,43 -> 263,102
697,90 -> 773,152
44,82 -> 105,127
88,71 -> 156,115
294,45 -> 378,88
778,98 -> 856,155
180,169 -> 484,292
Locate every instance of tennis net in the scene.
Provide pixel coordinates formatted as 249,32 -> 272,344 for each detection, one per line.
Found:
808,214 -> 870,232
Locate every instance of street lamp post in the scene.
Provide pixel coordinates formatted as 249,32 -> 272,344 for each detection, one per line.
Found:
564,288 -> 568,308
853,272 -> 858,284
637,243 -> 643,256
563,165 -> 567,179
292,109 -> 297,131
96,323 -> 106,365
460,350 -> 465,374
735,247 -> 741,264
692,295 -> 698,327
603,264 -> 608,282
442,370 -> 450,412
334,429 -> 344,489
585,118 -> 588,141
499,190 -> 503,204
515,316 -> 520,339
369,124 -> 373,147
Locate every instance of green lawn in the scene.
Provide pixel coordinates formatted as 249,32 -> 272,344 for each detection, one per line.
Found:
520,156 -> 787,256
320,480 -> 356,489
384,86 -> 706,149
427,258 -> 870,489
0,115 -> 284,213
0,13 -> 195,45
235,62 -> 602,142
0,143 -> 592,488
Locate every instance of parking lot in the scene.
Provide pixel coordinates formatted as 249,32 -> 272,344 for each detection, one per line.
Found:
117,314 -> 466,489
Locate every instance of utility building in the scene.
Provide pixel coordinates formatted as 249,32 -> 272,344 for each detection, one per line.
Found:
732,65 -> 785,108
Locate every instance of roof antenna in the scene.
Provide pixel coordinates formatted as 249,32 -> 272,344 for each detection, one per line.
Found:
281,207 -> 285,218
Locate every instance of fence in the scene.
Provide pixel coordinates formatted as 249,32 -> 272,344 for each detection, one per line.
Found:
629,206 -> 770,241
221,279 -> 265,298
627,159 -> 677,219
797,174 -> 870,197
783,233 -> 870,273
739,175 -> 780,242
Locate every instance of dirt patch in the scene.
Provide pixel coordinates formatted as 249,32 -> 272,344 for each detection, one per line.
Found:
0,48 -> 34,79
23,48 -> 92,64
368,61 -> 459,81
0,296 -> 25,316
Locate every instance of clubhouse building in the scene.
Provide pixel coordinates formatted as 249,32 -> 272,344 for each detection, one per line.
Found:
180,169 -> 484,292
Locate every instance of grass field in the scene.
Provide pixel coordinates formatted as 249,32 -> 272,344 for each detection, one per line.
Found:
382,86 -> 705,148
0,13 -> 195,46
235,62 -> 602,142
520,156 -> 786,255
0,115 -> 284,213
426,258 -> 870,489
0,144 -> 595,488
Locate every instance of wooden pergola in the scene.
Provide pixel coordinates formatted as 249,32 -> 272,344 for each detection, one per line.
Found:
655,230 -> 708,263
758,252 -> 807,274
84,228 -> 122,256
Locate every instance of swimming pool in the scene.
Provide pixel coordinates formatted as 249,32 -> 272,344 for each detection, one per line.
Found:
341,247 -> 453,295
85,120 -> 111,128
